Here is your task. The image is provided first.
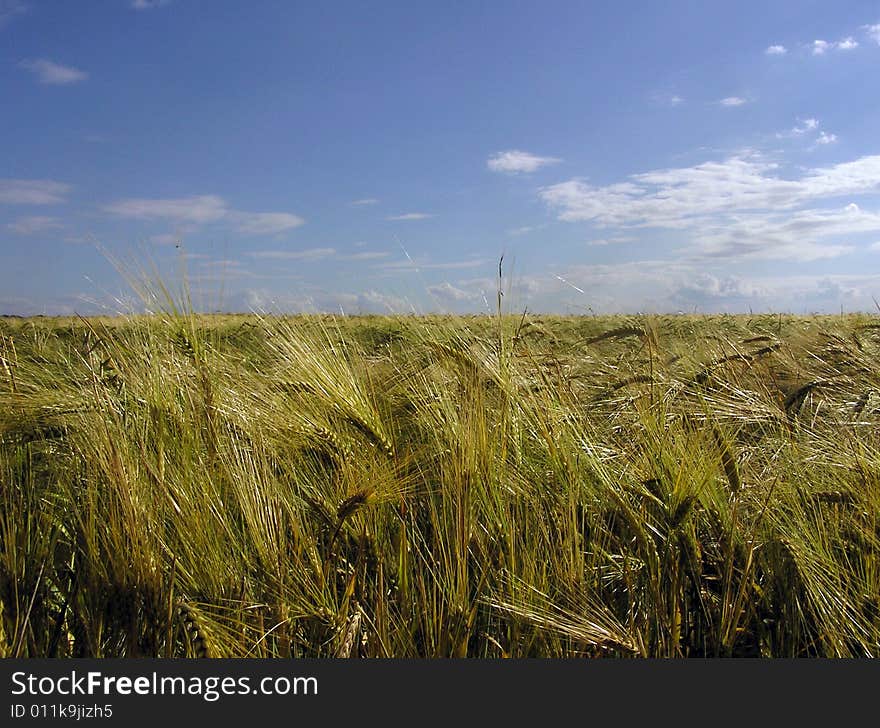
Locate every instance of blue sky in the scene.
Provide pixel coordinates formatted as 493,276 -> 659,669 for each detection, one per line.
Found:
3,0 -> 880,315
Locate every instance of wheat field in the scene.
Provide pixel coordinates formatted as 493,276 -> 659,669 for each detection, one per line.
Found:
1,305 -> 878,657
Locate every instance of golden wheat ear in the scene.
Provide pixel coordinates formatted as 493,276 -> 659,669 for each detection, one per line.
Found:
0,597 -> 8,658
177,603 -> 212,658
328,488 -> 374,547
334,603 -> 362,658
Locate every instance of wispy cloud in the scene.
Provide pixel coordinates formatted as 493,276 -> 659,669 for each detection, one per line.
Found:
812,37 -> 858,55
765,44 -> 787,55
0,0 -> 27,29
776,117 -> 838,148
0,179 -> 70,205
19,58 -> 88,85
519,262 -> 880,314
676,272 -> 765,300
245,248 -> 388,263
350,198 -> 379,206
374,257 -> 490,272
341,251 -> 389,261
104,195 -> 227,223
104,194 -> 305,234
131,0 -> 172,9
540,152 -> 880,261
543,154 -> 880,225
791,117 -> 820,135
7,216 -> 63,235
864,23 -> 880,44
233,211 -> 305,235
198,259 -> 246,269
651,91 -> 684,107
386,212 -> 433,221
149,233 -> 179,246
776,117 -> 837,145
190,257 -> 256,282
348,290 -> 410,313
487,150 -> 562,174
426,281 -> 480,302
586,236 -> 635,247
719,96 -> 747,107
248,248 -> 336,261
694,205 -> 865,261
507,225 -> 541,236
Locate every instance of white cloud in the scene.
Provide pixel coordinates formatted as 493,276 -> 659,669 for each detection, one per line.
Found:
386,212 -> 433,220
131,0 -> 171,9
541,153 -> 880,227
790,117 -> 820,135
778,117 -> 836,146
651,92 -> 684,107
765,44 -> 787,55
0,179 -> 69,205
340,251 -> 390,260
539,179 -> 645,226
244,248 -> 389,263
812,37 -> 859,54
6,216 -> 62,235
104,194 -> 304,234
104,195 -> 227,223
870,241 -> 880,251
149,233 -> 179,246
540,153 -> 880,262
693,205 -> 873,261
19,58 -> 88,84
350,198 -> 379,206
248,248 -> 336,261
234,211 -> 305,235
518,261 -> 880,314
507,225 -> 545,236
799,155 -> 880,196
0,292 -> 102,317
719,96 -> 747,107
586,236 -> 634,247
487,150 -> 562,174
190,260 -> 257,282
673,272 -> 874,310
651,91 -> 684,108
427,282 -> 479,302
864,24 -> 880,44
320,290 -> 411,314
374,257 -> 490,272
198,259 -> 245,269
355,290 -> 411,313
678,272 -> 765,300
